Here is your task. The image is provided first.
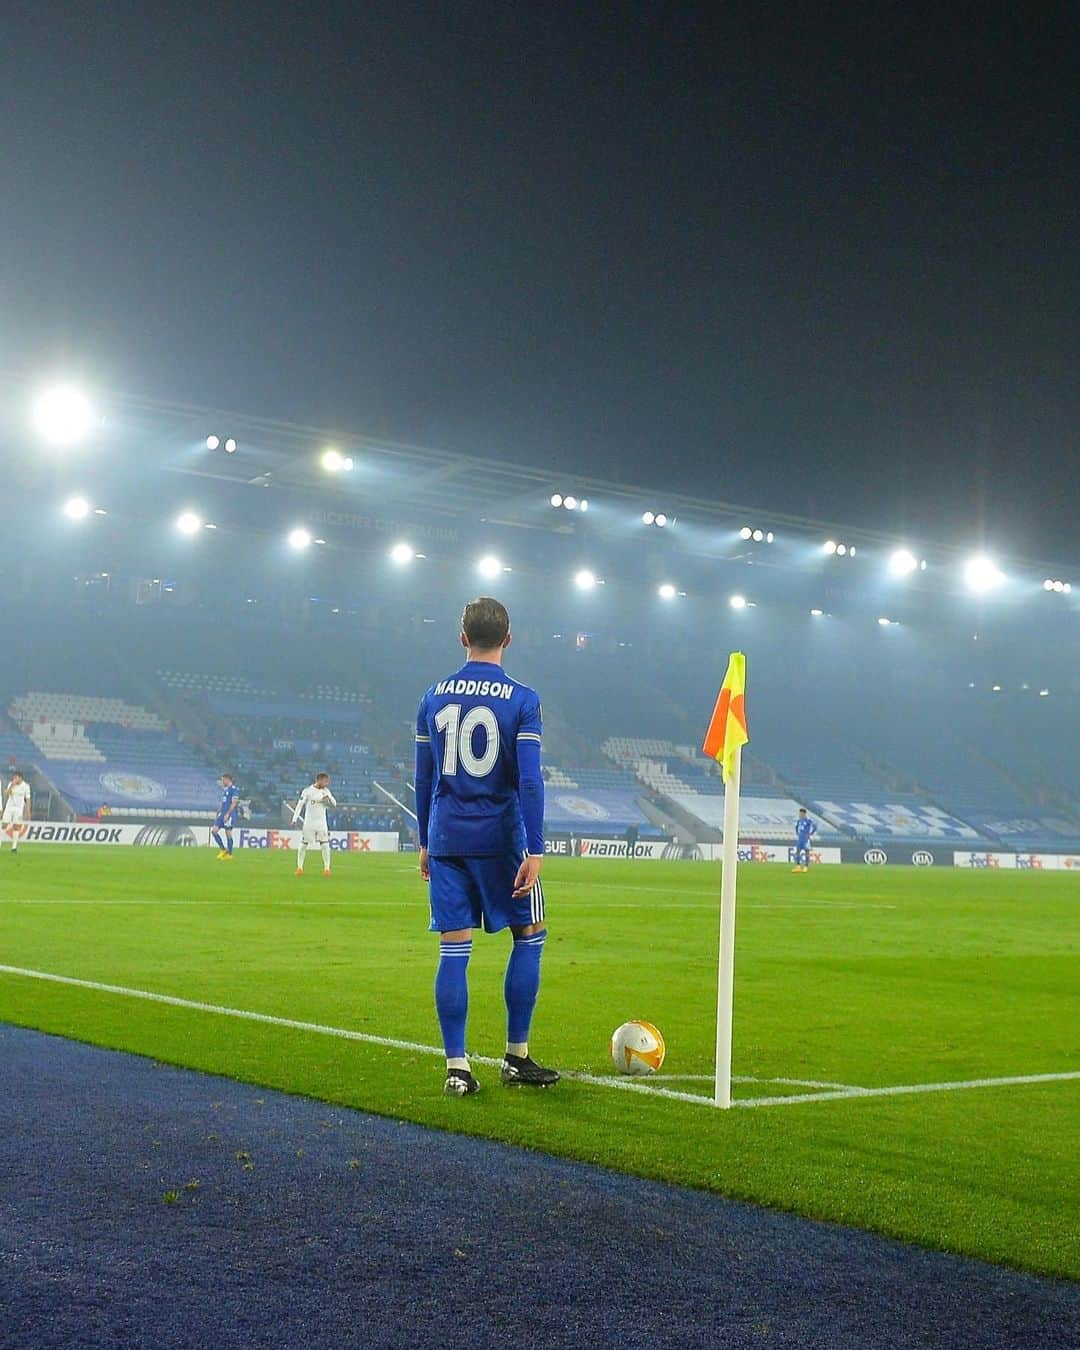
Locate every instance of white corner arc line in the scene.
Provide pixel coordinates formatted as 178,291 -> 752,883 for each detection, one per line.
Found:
1,964 -> 1077,1109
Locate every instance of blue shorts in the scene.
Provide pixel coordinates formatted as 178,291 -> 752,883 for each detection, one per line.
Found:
214,815 -> 234,830
429,853 -> 545,934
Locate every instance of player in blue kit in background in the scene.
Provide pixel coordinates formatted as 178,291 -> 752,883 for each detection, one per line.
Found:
414,596 -> 559,1097
211,773 -> 241,859
793,806 -> 817,872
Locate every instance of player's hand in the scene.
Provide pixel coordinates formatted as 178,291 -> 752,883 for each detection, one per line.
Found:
418,846 -> 430,882
512,854 -> 542,898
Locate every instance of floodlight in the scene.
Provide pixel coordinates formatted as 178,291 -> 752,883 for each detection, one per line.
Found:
1066,584 -> 1073,594
476,555 -> 503,580
176,511 -> 202,536
655,513 -> 668,527
579,499 -> 589,512
849,547 -> 856,557
574,568 -> 597,591
729,594 -> 747,610
810,607 -> 823,616
288,527 -> 312,551
739,526 -> 752,540
889,548 -> 918,577
1053,580 -> 1064,593
991,685 -> 1001,692
766,531 -> 774,543
564,495 -> 577,510
224,438 -> 237,454
205,435 -> 221,450
32,386 -> 94,447
877,616 -> 893,626
752,529 -> 764,542
1039,689 -> 1050,697
550,494 -> 563,507
62,495 -> 91,521
321,449 -> 345,472
657,583 -> 677,600
642,511 -> 655,525
389,542 -> 415,565
836,544 -> 847,556
823,540 -> 837,554
964,555 -> 1004,593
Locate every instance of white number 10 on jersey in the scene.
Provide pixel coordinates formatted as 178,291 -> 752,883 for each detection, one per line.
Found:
433,703 -> 500,777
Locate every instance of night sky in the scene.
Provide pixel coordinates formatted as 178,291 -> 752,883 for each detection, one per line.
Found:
2,3 -> 1076,555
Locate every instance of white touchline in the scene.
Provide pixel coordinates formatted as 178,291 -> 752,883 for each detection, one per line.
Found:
732,1072 -> 1080,1109
1,897 -> 897,911
0,964 -> 1076,1110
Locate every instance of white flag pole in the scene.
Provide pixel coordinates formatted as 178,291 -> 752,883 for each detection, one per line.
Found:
714,744 -> 743,1108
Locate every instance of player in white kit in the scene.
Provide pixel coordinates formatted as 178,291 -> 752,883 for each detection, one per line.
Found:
291,772 -> 337,876
2,771 -> 31,853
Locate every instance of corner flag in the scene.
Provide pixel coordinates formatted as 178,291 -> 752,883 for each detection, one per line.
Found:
704,651 -> 749,1108
702,651 -> 748,781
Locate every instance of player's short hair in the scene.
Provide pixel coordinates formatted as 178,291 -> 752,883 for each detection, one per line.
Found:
798,807 -> 807,814
221,773 -> 233,782
462,596 -> 510,648
315,771 -> 329,782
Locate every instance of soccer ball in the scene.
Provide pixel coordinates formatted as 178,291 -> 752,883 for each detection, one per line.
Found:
610,1020 -> 666,1076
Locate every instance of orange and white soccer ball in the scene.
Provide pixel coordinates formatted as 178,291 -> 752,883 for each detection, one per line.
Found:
610,1020 -> 666,1076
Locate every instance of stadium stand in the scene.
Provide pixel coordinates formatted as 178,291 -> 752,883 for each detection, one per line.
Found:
6,692 -> 221,816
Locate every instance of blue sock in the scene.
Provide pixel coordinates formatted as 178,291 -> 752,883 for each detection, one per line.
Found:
435,939 -> 472,1059
211,830 -> 224,850
226,833 -> 234,855
505,929 -> 547,1047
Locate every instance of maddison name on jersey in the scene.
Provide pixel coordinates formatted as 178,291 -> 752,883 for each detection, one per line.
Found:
432,678 -> 515,699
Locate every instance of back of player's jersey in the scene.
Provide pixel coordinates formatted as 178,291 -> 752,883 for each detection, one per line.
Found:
418,660 -> 541,857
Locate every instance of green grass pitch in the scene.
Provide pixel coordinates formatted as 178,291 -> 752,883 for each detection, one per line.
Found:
0,846 -> 1076,1279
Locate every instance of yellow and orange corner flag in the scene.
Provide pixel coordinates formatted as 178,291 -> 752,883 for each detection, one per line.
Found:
703,652 -> 748,783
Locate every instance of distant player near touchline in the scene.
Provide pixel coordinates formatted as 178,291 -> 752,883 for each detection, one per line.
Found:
291,772 -> 337,876
793,806 -> 817,872
414,596 -> 558,1097
1,770 -> 31,854
211,773 -> 241,859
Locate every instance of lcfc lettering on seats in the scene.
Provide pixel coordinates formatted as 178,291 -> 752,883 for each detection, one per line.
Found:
433,679 -> 514,699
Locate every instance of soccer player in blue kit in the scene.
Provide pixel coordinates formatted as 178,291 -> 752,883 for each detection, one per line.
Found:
415,597 -> 559,1097
793,806 -> 817,872
212,773 -> 241,859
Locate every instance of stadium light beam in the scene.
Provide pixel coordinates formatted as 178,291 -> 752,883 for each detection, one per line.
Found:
224,437 -> 237,454
476,554 -> 503,580
729,594 -> 748,610
287,527 -> 312,551
574,568 -> 597,591
321,449 -> 345,472
62,495 -> 91,521
205,434 -> 220,450
32,385 -> 94,447
657,582 -> 677,600
176,511 -> 203,536
964,555 -> 1004,594
550,493 -> 563,508
810,607 -> 824,617
389,542 -> 415,565
642,511 -> 655,525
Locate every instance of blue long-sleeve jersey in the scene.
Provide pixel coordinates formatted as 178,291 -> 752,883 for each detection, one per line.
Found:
414,660 -> 544,857
795,816 -> 817,847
